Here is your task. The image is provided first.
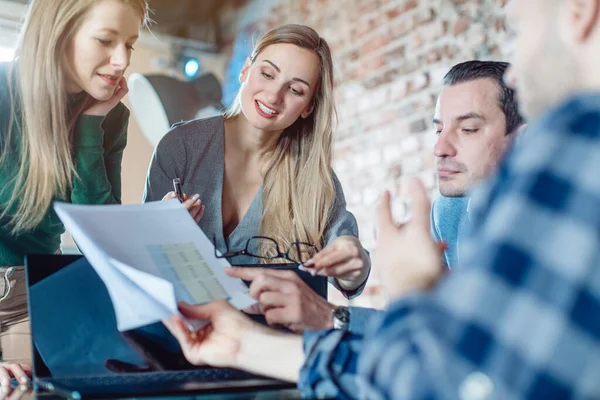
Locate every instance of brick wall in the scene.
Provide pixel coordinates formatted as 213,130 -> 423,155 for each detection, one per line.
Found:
219,0 -> 509,308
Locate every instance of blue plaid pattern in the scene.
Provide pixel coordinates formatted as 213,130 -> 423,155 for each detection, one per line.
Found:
298,94 -> 600,399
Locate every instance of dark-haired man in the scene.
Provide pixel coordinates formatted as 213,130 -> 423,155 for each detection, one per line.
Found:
431,60 -> 524,268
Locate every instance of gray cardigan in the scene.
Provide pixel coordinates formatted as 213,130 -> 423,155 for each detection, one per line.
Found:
143,116 -> 367,299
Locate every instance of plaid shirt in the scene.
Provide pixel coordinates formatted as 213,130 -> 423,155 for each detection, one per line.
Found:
299,93 -> 600,399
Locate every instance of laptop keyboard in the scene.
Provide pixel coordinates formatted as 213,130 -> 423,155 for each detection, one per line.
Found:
50,368 -> 259,388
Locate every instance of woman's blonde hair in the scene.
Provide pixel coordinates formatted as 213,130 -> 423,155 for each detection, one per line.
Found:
1,0 -> 150,233
224,24 -> 337,256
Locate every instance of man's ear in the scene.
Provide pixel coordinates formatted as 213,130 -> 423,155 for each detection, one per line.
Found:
566,0 -> 600,42
239,57 -> 252,83
516,123 -> 528,136
512,123 -> 528,143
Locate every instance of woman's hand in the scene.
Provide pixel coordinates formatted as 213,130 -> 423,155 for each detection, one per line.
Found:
82,77 -> 129,117
225,267 -> 336,332
162,191 -> 204,223
302,235 -> 370,291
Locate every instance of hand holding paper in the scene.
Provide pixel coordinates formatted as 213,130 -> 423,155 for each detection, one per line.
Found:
54,200 -> 255,331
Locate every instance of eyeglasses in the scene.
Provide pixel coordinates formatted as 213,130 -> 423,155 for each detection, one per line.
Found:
213,236 -> 318,263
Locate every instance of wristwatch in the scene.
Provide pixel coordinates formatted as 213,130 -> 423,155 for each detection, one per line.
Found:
331,305 -> 350,330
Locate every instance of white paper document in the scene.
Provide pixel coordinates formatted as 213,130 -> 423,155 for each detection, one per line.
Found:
54,200 -> 255,331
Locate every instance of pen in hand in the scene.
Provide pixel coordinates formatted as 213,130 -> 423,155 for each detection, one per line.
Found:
168,179 -> 205,224
173,178 -> 184,203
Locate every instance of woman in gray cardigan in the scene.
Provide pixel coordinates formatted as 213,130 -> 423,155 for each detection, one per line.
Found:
144,24 -> 370,331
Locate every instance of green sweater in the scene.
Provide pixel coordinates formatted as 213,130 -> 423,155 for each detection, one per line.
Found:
0,63 -> 129,265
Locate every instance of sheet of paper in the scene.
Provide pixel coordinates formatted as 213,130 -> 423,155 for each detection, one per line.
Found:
54,200 -> 255,331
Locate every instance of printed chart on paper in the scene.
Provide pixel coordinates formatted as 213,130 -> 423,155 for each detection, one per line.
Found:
147,243 -> 228,303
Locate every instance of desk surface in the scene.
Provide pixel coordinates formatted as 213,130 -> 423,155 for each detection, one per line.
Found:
15,387 -> 302,400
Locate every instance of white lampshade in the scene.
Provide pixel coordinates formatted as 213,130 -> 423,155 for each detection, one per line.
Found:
128,72 -> 223,147
128,73 -> 170,147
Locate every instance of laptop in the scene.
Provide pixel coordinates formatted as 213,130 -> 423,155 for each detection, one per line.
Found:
25,254 -> 323,399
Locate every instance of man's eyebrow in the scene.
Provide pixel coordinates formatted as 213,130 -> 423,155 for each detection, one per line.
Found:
455,112 -> 486,122
433,113 -> 486,125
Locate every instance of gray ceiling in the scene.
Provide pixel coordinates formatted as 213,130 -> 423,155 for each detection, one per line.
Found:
147,0 -> 230,45
10,0 -> 232,47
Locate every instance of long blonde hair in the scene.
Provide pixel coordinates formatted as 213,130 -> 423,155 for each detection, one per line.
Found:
1,0 -> 150,234
224,24 -> 337,254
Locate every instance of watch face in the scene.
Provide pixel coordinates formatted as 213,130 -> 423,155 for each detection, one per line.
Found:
333,306 -> 350,329
335,307 -> 350,323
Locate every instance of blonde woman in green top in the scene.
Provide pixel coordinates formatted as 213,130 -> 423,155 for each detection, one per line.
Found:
0,0 -> 150,385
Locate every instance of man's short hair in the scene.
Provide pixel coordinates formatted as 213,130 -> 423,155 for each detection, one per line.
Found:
443,61 -> 524,135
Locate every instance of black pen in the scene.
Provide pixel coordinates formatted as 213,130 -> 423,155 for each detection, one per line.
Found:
172,178 -> 184,203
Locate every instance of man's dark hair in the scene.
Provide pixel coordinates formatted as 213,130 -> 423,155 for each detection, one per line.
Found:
443,60 -> 524,135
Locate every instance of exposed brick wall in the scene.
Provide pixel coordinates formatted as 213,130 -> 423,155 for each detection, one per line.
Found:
219,0 -> 509,309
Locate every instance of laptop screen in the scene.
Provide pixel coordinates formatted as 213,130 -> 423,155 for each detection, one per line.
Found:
25,254 -> 327,379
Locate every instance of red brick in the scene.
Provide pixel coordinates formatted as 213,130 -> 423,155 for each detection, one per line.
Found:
443,44 -> 461,59
358,0 -> 380,15
360,33 -> 392,55
390,16 -> 414,37
399,0 -> 418,13
453,15 -> 471,35
386,8 -> 401,20
414,8 -> 437,25
351,21 -> 374,39
397,59 -> 420,75
408,31 -> 424,50
347,50 -> 361,61
424,48 -> 442,63
374,13 -> 390,27
423,20 -> 448,41
348,67 -> 365,80
383,44 -> 406,64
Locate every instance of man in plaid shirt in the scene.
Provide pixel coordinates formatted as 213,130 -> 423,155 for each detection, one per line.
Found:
165,0 -> 600,398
